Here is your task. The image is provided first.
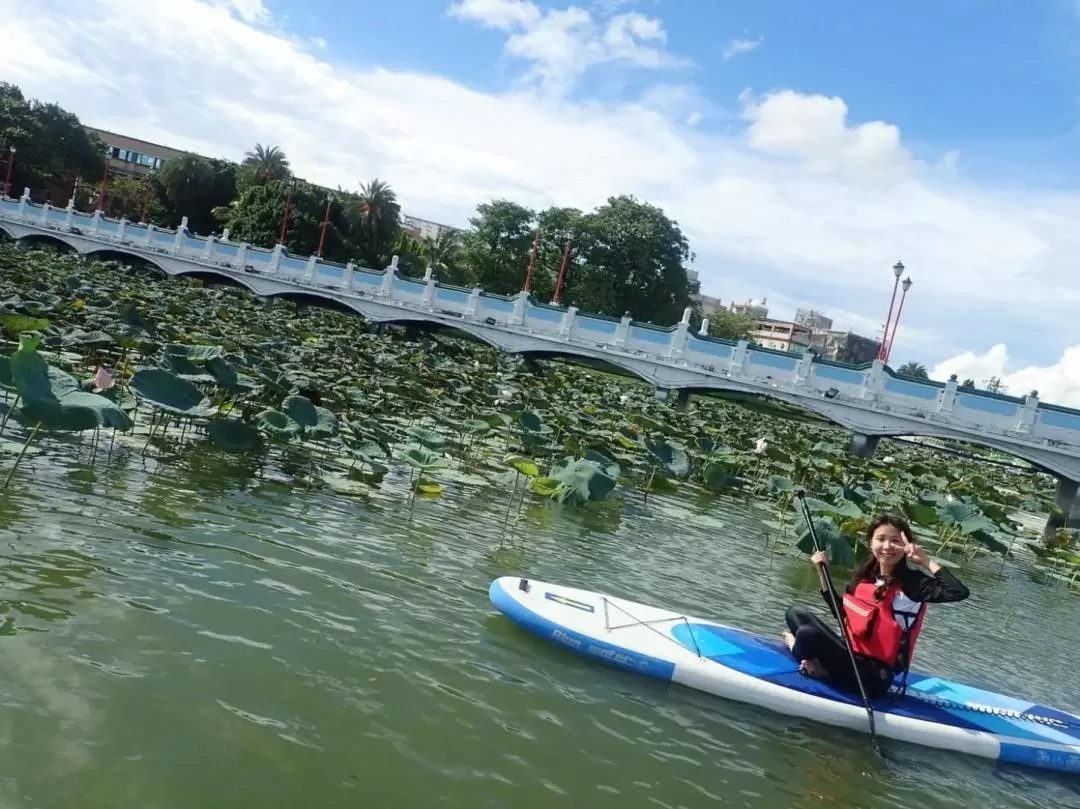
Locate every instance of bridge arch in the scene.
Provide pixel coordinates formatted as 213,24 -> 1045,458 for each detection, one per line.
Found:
13,232 -> 80,253
517,348 -> 657,386
268,289 -> 371,317
84,248 -> 172,278
174,267 -> 264,295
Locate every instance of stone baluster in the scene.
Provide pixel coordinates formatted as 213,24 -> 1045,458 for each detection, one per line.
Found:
730,340 -> 749,375
344,261 -> 356,291
381,256 -> 399,297
422,266 -> 436,309
1017,390 -> 1039,433
116,217 -> 127,240
65,197 -> 76,227
861,359 -> 885,400
667,306 -> 692,358
17,188 -> 30,220
937,374 -> 958,413
560,306 -> 578,338
236,243 -> 248,271
91,209 -> 103,233
613,313 -> 632,347
512,289 -> 530,325
173,216 -> 188,255
795,349 -> 814,383
465,287 -> 482,319
40,201 -> 51,224
269,244 -> 284,275
203,235 -> 217,260
305,254 -> 318,283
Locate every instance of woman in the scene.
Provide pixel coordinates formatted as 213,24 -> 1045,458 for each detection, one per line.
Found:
783,514 -> 969,699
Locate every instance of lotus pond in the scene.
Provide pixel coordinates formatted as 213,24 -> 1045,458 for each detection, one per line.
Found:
0,244 -> 1078,808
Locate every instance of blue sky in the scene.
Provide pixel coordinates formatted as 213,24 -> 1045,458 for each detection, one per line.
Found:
300,0 -> 1080,181
5,0 -> 1080,403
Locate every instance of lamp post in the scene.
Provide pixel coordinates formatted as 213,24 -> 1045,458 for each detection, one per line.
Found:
884,276 -> 912,363
316,194 -> 332,257
876,260 -> 904,362
97,147 -> 111,212
278,178 -> 295,245
2,146 -> 14,198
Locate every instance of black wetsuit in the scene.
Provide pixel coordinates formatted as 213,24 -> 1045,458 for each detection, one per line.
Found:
785,565 -> 969,698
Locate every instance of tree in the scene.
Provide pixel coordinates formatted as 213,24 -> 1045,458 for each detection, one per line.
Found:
897,361 -> 929,380
239,143 -> 291,189
421,229 -> 471,287
346,179 -> 401,268
459,200 -> 537,295
224,180 -> 350,260
567,195 -> 697,325
985,376 -> 1006,394
961,378 -> 975,388
154,154 -> 237,234
0,82 -> 104,198
697,308 -> 757,341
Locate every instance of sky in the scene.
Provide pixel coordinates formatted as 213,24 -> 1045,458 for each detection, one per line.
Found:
5,0 -> 1080,403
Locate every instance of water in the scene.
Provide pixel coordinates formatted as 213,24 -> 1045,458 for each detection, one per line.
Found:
0,441 -> 1078,809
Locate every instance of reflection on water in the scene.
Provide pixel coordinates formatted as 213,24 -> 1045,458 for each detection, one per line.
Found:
0,445 -> 1075,809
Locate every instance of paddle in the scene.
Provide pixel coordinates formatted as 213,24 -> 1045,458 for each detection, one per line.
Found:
796,489 -> 884,758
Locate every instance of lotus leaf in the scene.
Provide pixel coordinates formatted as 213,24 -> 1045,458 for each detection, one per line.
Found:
644,438 -> 690,479
703,459 -> 743,491
131,369 -> 206,414
255,409 -> 301,438
0,314 -> 51,335
505,454 -> 540,477
550,457 -> 617,505
795,516 -> 856,567
406,426 -> 446,450
206,420 -> 261,453
281,394 -> 319,428
401,444 -> 447,470
937,500 -> 981,526
309,406 -> 339,440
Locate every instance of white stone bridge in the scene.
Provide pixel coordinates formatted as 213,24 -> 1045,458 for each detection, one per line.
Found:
5,190 -> 1080,504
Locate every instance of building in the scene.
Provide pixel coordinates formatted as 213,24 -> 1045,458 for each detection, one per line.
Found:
731,297 -> 769,319
400,214 -> 462,242
87,128 -> 187,179
794,308 -> 834,330
696,294 -> 724,316
810,329 -> 881,364
751,318 -> 812,352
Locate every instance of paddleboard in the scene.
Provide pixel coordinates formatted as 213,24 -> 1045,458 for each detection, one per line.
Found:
489,575 -> 1080,774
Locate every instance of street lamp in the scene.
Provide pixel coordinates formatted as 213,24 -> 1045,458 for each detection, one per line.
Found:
885,276 -> 913,363
876,260 -> 904,361
2,146 -> 14,198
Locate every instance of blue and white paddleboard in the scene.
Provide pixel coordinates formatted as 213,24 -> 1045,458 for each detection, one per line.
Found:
489,575 -> 1080,775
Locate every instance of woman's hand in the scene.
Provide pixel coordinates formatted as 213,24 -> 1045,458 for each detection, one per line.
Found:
904,538 -> 931,568
811,550 -> 828,568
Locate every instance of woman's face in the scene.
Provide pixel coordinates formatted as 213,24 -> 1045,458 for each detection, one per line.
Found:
870,523 -> 907,568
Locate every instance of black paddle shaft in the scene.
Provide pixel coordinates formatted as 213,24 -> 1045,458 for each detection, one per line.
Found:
795,489 -> 884,758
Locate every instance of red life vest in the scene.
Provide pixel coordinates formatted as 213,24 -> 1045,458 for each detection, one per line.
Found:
842,579 -> 926,670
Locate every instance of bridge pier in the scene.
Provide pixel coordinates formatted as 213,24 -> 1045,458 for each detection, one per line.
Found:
674,389 -> 691,413
1043,478 -> 1080,544
850,433 -> 879,459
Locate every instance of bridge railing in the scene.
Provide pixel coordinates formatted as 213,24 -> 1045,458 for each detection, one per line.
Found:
3,190 -> 1080,451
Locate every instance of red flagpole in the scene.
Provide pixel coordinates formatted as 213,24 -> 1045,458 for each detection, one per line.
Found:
876,261 -> 904,361
553,239 -> 571,304
278,180 -> 295,245
523,228 -> 541,291
316,196 -> 332,257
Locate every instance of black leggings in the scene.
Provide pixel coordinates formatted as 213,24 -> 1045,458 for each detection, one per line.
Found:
785,605 -> 894,699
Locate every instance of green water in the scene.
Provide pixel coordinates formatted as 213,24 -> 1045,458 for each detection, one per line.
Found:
0,441 -> 1077,809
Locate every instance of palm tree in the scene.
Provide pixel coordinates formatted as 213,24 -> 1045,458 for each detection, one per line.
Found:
242,144 -> 290,182
897,361 -> 929,380
421,229 -> 471,285
348,178 -> 400,267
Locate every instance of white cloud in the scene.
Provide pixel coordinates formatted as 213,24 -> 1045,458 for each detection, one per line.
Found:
722,36 -> 762,60
932,344 -> 1080,406
448,0 -> 689,94
212,0 -> 270,24
4,0 -> 1080,405
741,89 -> 911,181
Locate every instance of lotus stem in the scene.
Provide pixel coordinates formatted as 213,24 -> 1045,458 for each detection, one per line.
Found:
0,393 -> 19,436
3,421 -> 41,488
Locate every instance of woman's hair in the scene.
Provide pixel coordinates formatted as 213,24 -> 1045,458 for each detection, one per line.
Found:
846,513 -> 912,595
